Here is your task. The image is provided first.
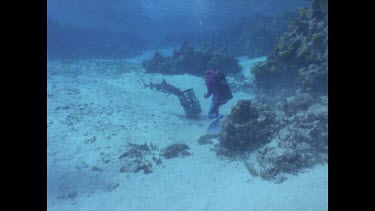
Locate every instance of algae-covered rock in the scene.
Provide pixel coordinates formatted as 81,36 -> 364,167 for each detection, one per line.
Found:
160,144 -> 191,159
283,93 -> 315,116
213,93 -> 327,183
218,100 -> 278,153
118,143 -> 160,174
255,98 -> 327,182
251,0 -> 328,95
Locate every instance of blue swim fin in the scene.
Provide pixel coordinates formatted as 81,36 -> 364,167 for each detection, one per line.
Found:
207,114 -> 224,133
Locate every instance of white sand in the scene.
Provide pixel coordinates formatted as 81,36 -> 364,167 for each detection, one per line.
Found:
47,53 -> 327,211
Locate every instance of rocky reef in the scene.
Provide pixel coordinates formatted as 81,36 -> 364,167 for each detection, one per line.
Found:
256,95 -> 328,182
251,0 -> 328,96
142,42 -> 241,76
283,93 -> 315,116
214,93 -> 327,182
212,1 -> 328,181
217,100 -> 279,154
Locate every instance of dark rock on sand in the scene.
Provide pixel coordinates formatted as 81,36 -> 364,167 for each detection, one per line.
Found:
118,143 -> 160,174
160,144 -> 191,159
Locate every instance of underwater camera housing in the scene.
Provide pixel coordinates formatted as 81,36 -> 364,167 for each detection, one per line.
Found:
178,89 -> 202,118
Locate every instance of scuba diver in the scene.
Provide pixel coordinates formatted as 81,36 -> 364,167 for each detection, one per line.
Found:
204,69 -> 233,119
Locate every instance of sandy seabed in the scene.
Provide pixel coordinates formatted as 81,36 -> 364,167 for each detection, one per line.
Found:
47,51 -> 328,211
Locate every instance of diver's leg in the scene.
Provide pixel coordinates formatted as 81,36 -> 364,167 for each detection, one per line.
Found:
208,100 -> 220,119
213,99 -> 227,118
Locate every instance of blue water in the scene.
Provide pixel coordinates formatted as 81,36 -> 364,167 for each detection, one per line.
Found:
47,1 -> 328,210
47,0 -> 307,59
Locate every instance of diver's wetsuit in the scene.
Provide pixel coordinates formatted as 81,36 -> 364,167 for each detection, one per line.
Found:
205,72 -> 228,119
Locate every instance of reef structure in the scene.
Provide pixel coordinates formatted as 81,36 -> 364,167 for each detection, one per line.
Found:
217,100 -> 279,154
142,42 -> 241,76
213,89 -> 327,182
251,0 -> 328,95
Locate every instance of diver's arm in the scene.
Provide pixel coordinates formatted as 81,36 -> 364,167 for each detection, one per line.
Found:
204,81 -> 213,98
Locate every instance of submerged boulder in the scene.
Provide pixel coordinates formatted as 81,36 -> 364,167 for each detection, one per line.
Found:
218,100 -> 278,153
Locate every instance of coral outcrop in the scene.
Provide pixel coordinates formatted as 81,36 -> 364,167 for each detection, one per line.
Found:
256,96 -> 328,182
215,94 -> 327,182
251,0 -> 328,95
217,100 -> 279,153
283,93 -> 315,116
142,42 -> 241,76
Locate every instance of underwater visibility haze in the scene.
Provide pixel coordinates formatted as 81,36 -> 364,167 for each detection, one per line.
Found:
47,0 -> 328,210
